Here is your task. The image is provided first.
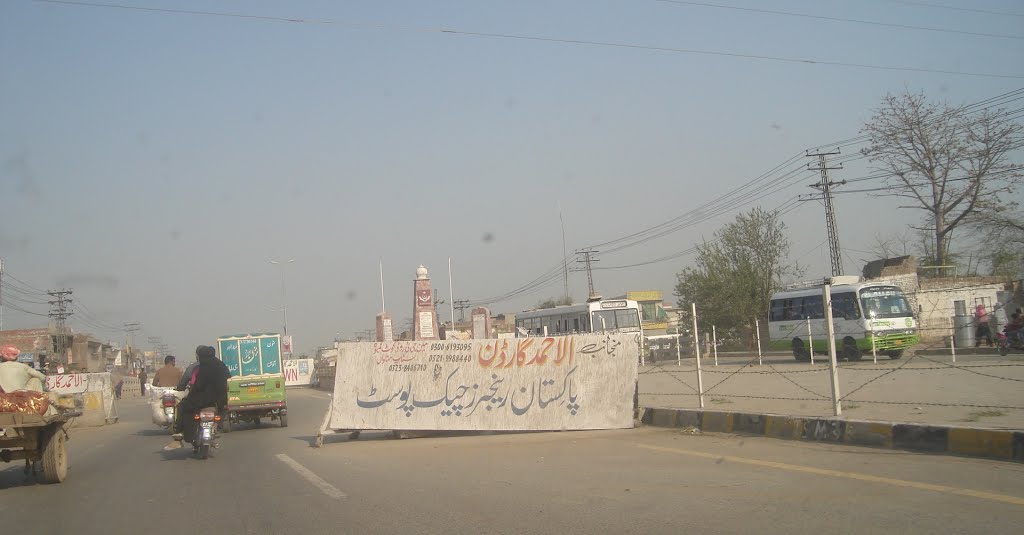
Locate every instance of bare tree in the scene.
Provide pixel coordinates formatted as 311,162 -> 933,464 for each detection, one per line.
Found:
861,91 -> 1023,268
966,208 -> 1024,278
867,230 -> 914,259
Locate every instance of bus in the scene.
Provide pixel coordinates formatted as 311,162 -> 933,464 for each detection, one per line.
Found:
515,298 -> 643,337
768,277 -> 918,361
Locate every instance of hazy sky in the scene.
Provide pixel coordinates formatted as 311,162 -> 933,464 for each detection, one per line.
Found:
2,0 -> 1022,357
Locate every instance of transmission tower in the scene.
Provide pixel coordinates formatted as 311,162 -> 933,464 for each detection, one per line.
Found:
47,289 -> 73,362
807,149 -> 846,277
576,249 -> 599,298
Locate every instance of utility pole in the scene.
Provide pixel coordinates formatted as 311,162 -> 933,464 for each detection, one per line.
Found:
806,149 -> 846,277
47,289 -> 73,364
432,289 -> 446,322
0,258 -> 4,331
453,299 -> 471,323
124,322 -> 141,371
576,249 -> 599,298
558,201 -> 570,302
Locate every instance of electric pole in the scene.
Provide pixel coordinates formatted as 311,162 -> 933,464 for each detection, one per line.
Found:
47,289 -> 73,363
806,149 -> 846,277
453,299 -> 470,323
0,258 -> 5,331
432,289 -> 446,323
576,249 -> 599,299
124,322 -> 141,370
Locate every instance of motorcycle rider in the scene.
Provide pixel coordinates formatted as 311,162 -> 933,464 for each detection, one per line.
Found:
152,355 -> 182,387
165,345 -> 230,450
1005,311 -> 1024,347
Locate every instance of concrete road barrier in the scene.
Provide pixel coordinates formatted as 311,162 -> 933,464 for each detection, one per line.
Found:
642,406 -> 1024,462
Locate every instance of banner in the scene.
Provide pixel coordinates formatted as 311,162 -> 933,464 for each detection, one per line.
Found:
283,358 -> 314,387
325,334 -> 640,432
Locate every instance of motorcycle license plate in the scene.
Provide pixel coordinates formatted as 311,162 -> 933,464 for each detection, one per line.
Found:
202,426 -> 211,439
247,387 -> 258,393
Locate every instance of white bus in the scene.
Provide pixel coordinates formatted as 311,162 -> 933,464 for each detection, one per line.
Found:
515,299 -> 643,337
768,277 -> 918,361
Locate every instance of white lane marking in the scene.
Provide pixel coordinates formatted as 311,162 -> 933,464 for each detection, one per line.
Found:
276,453 -> 347,499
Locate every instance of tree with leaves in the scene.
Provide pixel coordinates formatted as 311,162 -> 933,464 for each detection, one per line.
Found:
861,91 -> 1023,270
674,207 -> 801,347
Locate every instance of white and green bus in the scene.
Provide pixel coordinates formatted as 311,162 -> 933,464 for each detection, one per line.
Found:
768,278 -> 918,361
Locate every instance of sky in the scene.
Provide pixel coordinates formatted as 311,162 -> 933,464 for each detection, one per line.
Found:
1,0 -> 1022,358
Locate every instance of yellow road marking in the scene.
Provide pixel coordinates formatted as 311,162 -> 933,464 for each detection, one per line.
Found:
636,443 -> 1024,506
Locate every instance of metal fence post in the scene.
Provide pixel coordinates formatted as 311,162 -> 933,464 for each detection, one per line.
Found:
950,317 -> 957,364
871,325 -> 877,364
823,280 -> 842,416
712,325 -> 718,366
692,303 -> 705,408
807,316 -> 815,365
755,318 -> 763,366
676,330 -> 682,367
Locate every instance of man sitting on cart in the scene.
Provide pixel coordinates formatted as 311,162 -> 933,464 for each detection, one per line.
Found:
0,345 -> 47,393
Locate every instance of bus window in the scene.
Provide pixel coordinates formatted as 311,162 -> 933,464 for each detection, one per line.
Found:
592,310 -> 615,331
831,292 -> 860,320
769,299 -> 785,322
615,309 -> 640,331
782,298 -> 798,320
573,318 -> 580,332
860,288 -> 912,318
802,295 -> 824,319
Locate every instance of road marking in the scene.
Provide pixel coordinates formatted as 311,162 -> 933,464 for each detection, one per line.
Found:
636,444 -> 1024,506
276,454 -> 347,499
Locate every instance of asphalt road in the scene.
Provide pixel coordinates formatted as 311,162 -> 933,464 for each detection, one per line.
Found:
1,389 -> 1022,534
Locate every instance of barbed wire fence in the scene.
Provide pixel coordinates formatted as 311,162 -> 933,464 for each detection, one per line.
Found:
638,280 -> 1024,422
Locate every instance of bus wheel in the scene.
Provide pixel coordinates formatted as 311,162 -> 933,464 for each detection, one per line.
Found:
887,350 -> 903,360
791,338 -> 810,361
842,337 -> 862,361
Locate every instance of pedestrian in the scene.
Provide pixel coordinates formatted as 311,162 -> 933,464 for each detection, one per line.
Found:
112,369 -> 124,399
974,304 -> 992,347
139,369 -> 148,396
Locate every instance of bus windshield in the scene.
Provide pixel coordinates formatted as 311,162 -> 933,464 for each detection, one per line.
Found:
860,287 -> 913,319
591,309 -> 641,332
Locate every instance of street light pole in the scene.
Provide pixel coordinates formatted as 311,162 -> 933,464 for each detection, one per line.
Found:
270,259 -> 295,337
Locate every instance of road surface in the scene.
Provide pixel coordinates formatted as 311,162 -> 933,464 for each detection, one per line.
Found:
1,389 -> 1022,534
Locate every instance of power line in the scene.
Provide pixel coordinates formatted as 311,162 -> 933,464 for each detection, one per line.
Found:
882,0 -> 1024,18
33,0 -> 1024,79
473,89 -> 1022,306
655,0 -> 1024,40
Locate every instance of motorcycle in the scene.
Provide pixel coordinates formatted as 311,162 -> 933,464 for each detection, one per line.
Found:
150,387 -> 180,433
191,406 -> 220,459
996,330 -> 1024,356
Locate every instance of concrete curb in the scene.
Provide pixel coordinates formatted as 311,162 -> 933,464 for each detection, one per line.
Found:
641,407 -> 1024,462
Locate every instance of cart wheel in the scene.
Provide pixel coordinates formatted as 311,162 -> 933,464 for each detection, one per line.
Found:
41,431 -> 68,484
280,413 -> 288,428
